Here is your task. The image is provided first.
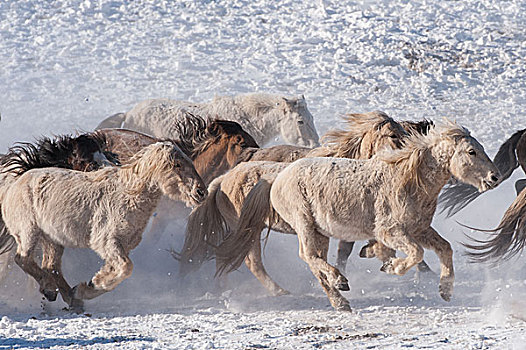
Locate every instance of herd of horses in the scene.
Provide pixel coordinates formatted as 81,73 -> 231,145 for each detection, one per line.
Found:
0,92 -> 524,312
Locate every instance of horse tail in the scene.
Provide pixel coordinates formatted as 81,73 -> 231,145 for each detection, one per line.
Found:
439,129 -> 526,217
215,175 -> 276,277
95,112 -> 126,129
178,176 -> 228,276
464,186 -> 526,263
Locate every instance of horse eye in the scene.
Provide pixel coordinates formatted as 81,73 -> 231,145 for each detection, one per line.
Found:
297,120 -> 304,125
174,161 -> 181,168
468,149 -> 476,156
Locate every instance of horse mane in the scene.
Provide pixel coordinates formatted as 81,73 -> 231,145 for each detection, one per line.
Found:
378,120 -> 470,195
163,112 -> 258,158
116,141 -> 181,195
315,111 -> 403,158
0,133 -> 107,176
232,93 -> 290,114
399,119 -> 435,135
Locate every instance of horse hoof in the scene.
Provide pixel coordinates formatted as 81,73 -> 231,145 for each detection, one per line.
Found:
439,284 -> 453,302
42,289 -> 58,302
68,299 -> 85,314
335,303 -> 352,312
336,282 -> 350,291
380,260 -> 394,274
359,245 -> 374,258
273,289 -> 290,296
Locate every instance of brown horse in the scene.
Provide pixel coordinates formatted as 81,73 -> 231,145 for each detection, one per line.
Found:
179,112 -> 434,295
439,128 -> 526,216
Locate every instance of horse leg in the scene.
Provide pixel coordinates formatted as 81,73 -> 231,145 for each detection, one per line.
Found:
40,239 -> 84,310
296,228 -> 350,311
359,239 -> 396,261
377,228 -> 424,277
335,240 -> 354,272
13,232 -> 58,302
412,227 -> 454,301
244,237 -> 289,296
73,242 -> 133,300
359,239 -> 433,273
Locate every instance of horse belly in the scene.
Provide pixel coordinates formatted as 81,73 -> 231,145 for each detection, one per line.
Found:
316,216 -> 374,242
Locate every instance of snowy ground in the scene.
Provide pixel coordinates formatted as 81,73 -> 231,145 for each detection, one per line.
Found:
1,0 -> 526,348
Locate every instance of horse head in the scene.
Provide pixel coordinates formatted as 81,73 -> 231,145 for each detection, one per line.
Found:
444,124 -> 500,192
149,141 -> 207,207
192,120 -> 259,184
68,134 -> 111,171
275,95 -> 319,148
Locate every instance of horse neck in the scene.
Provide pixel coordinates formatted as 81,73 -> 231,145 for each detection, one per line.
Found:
116,166 -> 163,205
414,141 -> 455,200
214,96 -> 275,145
192,144 -> 229,185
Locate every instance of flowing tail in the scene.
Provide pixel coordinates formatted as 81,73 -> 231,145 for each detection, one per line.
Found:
464,186 -> 526,263
178,177 -> 228,276
95,113 -> 126,130
439,129 -> 526,217
215,176 -> 276,277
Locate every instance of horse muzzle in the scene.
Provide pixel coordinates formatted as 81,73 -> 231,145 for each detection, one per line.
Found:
479,172 -> 500,192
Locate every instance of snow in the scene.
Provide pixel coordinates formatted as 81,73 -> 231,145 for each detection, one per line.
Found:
1,0 -> 526,348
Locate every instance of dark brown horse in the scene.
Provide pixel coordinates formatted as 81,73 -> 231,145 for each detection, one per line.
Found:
439,129 -> 526,217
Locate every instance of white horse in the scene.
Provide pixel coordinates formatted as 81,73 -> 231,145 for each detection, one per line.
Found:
0,141 -> 206,311
96,93 -> 319,147
218,121 -> 500,311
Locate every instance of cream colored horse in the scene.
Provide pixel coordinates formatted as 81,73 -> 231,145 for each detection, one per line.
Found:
97,93 -> 319,148
218,122 -> 500,310
0,141 -> 206,311
179,112 -> 433,295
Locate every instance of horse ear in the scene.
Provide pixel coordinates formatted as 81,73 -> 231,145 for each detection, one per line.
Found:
301,94 -> 305,100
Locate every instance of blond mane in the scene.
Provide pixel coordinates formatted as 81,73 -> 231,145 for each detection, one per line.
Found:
312,111 -> 404,159
116,141 -> 181,195
378,120 -> 470,195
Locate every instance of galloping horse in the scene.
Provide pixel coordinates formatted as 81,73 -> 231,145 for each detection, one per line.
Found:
179,112 -> 434,295
218,122 -> 499,310
0,142 -> 206,311
96,93 -> 319,148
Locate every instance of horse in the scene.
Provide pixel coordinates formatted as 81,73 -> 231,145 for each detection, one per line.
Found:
0,133 -> 115,284
438,128 -> 526,217
216,121 -> 500,310
96,93 -> 319,148
179,112 -> 434,295
0,141 -> 207,311
98,116 -> 259,240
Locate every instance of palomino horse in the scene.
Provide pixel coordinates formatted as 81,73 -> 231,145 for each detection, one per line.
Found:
0,142 -> 206,311
439,128 -> 526,217
96,93 -> 319,148
179,112 -> 433,295
217,122 -> 500,310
